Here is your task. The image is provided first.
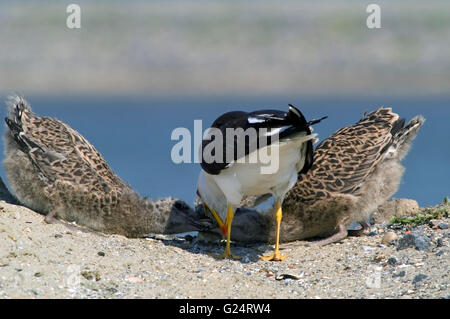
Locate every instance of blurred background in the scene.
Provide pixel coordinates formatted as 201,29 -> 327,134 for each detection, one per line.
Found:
0,0 -> 449,206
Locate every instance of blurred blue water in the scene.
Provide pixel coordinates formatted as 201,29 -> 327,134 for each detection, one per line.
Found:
1,95 -> 449,207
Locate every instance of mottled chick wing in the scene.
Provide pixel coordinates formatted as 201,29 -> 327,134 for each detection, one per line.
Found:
20,110 -> 130,191
294,107 -> 400,201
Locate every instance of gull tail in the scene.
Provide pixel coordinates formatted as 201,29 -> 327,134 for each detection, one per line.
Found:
288,104 -> 327,128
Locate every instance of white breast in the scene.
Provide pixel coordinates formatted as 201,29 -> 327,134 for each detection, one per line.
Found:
198,133 -> 315,220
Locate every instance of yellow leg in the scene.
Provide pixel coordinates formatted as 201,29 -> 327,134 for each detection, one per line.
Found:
203,203 -> 228,237
215,204 -> 240,259
260,200 -> 286,261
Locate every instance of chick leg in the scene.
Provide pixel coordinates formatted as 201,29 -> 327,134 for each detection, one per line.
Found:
347,221 -> 370,237
45,210 -> 99,235
306,223 -> 348,246
261,200 -> 286,261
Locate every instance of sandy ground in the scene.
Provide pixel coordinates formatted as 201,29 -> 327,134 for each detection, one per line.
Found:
0,192 -> 448,299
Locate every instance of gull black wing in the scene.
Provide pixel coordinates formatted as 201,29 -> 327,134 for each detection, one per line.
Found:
200,105 -> 325,175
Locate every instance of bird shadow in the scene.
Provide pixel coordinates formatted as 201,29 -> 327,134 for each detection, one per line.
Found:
156,233 -> 275,264
0,177 -> 20,205
154,203 -> 277,263
155,202 -> 328,262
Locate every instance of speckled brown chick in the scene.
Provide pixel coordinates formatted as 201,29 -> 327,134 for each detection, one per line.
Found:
3,95 -> 196,237
198,107 -> 424,245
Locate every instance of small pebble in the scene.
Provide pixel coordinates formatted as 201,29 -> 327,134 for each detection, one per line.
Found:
372,253 -> 385,263
34,272 -> 43,277
436,238 -> 444,247
438,223 -> 449,230
397,233 -> 429,251
413,274 -> 428,285
397,235 -> 415,250
275,274 -> 301,281
393,270 -> 406,278
381,231 -> 398,244
387,257 -> 398,266
97,251 -> 105,257
126,276 -> 143,283
435,249 -> 445,257
242,256 -> 250,263
414,237 -> 430,251
81,271 -> 101,281
428,220 -> 440,228
54,234 -> 63,239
